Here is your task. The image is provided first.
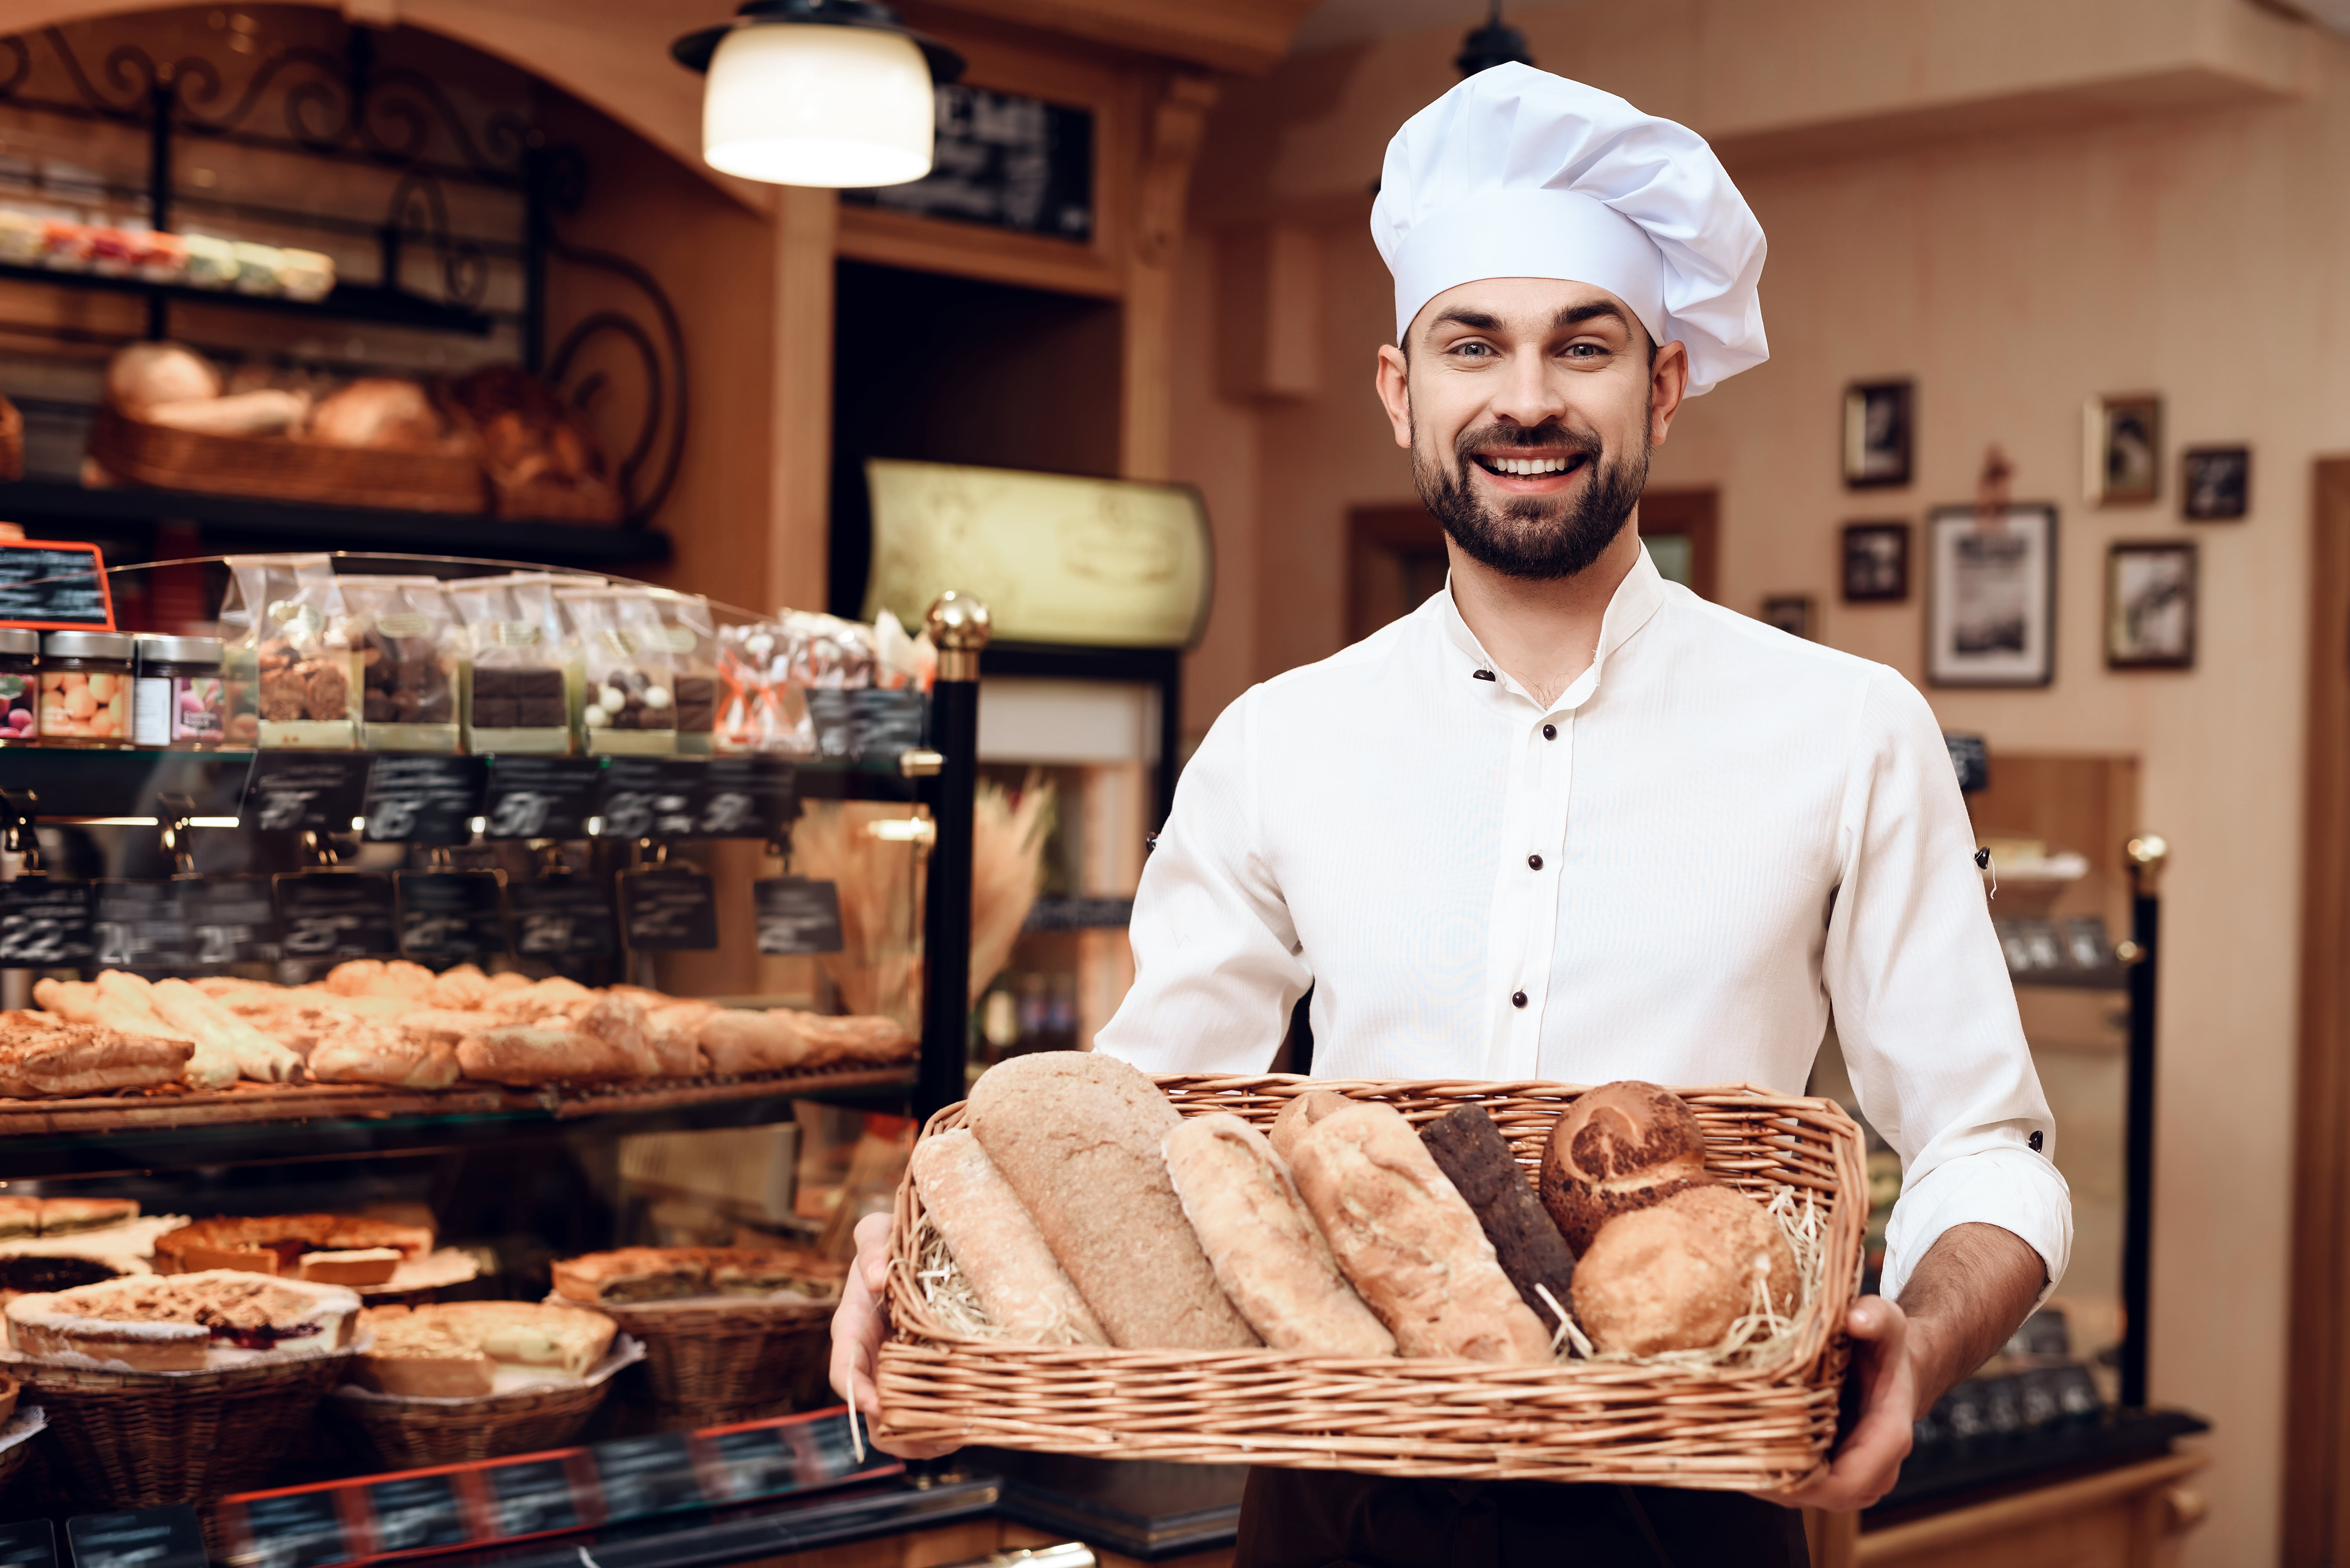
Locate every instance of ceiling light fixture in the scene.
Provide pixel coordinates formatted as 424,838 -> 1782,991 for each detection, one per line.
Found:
672,0 -> 965,189
1455,0 -> 1534,78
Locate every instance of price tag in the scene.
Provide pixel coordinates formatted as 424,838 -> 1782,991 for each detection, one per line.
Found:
182,876 -> 280,966
590,1432 -> 706,1521
271,872 -> 397,961
753,877 -> 843,955
363,1473 -> 473,1553
226,1489 -> 351,1568
853,688 -> 927,759
91,881 -> 195,971
504,877 -> 618,961
394,871 -> 505,963
0,879 -> 94,967
597,758 -> 704,841
704,1425 -> 797,1500
703,757 -> 796,839
484,1459 -> 579,1537
64,1508 -> 206,1568
618,868 -> 719,951
239,752 -> 372,835
362,755 -> 487,846
0,1519 -> 56,1568
481,756 -> 603,840
0,539 -> 112,629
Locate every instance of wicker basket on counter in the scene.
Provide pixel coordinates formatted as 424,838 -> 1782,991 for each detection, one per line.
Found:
328,1376 -> 612,1468
562,1295 -> 833,1429
877,1074 -> 1866,1492
87,403 -> 486,513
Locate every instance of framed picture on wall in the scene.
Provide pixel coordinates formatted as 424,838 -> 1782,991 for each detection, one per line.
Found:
2182,446 -> 2250,521
2084,393 -> 2162,505
2106,540 -> 2198,669
1841,521 -> 1911,602
1761,594 -> 1815,639
1843,381 -> 1913,488
1926,504 -> 2058,687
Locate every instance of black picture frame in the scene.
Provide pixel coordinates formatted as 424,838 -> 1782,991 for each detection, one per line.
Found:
1843,381 -> 1914,489
2085,393 -> 2162,506
1841,521 -> 1911,602
2182,446 -> 2250,521
1761,594 -> 1815,640
1926,504 -> 2058,688
2106,540 -> 2198,670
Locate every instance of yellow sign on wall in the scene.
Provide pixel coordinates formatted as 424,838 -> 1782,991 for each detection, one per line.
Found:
862,459 -> 1212,649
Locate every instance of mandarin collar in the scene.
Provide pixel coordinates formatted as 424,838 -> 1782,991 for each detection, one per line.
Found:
1438,542 -> 1670,712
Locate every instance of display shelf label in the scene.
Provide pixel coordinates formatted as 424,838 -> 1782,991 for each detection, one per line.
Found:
0,539 -> 112,630
364,1473 -> 473,1553
65,1507 -> 205,1568
618,868 -> 718,951
0,878 -> 94,966
703,1425 -> 798,1500
183,875 -> 280,966
91,880 -> 194,971
482,755 -> 603,840
394,871 -> 504,963
362,755 -> 487,846
590,1432 -> 706,1522
272,871 -> 397,960
753,876 -> 843,955
226,1489 -> 351,1568
505,876 -> 618,961
0,1519 -> 55,1568
597,758 -> 704,841
702,757 -> 797,839
485,1459 -> 580,1537
240,752 -> 373,834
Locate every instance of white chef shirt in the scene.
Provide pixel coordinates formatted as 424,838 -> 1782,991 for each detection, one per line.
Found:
1095,543 -> 2070,1303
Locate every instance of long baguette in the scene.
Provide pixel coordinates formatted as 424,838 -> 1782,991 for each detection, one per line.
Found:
911,1129 -> 1105,1345
148,978 -> 302,1083
86,972 -> 235,1089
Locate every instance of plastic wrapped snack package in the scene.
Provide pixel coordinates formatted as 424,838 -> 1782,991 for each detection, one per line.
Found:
715,619 -> 815,757
345,576 -> 462,753
648,588 -> 721,755
451,572 -> 576,755
223,554 -> 359,749
557,586 -> 677,756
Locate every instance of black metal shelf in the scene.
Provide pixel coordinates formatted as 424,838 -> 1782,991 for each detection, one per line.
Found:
0,478 -> 671,567
0,258 -> 496,335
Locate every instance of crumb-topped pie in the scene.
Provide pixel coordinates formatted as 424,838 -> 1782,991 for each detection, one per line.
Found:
550,1246 -> 843,1306
5,1269 -> 360,1371
351,1301 -> 618,1397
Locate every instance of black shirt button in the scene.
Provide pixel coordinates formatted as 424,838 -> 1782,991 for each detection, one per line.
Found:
1542,724 -> 1557,740
1528,854 -> 1543,870
1511,990 -> 1528,1009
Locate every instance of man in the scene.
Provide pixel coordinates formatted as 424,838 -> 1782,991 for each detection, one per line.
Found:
832,65 -> 2068,1566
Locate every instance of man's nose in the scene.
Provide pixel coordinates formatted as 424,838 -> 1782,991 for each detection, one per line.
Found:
1487,348 -> 1562,428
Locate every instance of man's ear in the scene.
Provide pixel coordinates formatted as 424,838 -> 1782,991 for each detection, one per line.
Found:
1374,343 -> 1413,451
1648,339 -> 1692,446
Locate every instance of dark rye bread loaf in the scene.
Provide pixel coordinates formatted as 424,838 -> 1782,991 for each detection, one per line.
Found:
965,1052 -> 1259,1350
1420,1104 -> 1577,1323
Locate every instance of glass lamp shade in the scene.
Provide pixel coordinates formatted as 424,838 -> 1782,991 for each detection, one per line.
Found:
702,22 -> 935,187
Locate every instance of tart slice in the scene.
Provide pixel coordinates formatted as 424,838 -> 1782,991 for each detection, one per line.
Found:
701,1247 -> 844,1300
353,1301 -> 617,1395
550,1247 -> 707,1305
5,1270 -> 360,1372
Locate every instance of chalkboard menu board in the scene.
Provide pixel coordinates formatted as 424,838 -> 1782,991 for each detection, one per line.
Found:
0,878 -> 94,966
618,868 -> 719,952
754,876 -> 844,955
362,756 -> 487,846
483,755 -> 603,840
844,84 -> 1092,242
184,876 -> 280,965
65,1508 -> 206,1568
363,1473 -> 471,1553
240,752 -> 372,835
0,540 -> 112,629
92,881 -> 196,971
395,871 -> 504,963
272,871 -> 397,961
506,876 -> 618,961
485,1458 -> 578,1537
230,1489 -> 350,1568
0,1519 -> 54,1568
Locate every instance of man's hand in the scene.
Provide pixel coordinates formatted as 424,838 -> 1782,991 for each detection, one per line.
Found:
827,1211 -> 961,1460
1771,1222 -> 2047,1513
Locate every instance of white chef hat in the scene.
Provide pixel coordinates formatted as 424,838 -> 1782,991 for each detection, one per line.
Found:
1371,64 -> 1768,396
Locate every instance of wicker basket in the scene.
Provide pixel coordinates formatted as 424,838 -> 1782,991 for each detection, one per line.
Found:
877,1075 -> 1866,1491
328,1377 -> 612,1468
577,1296 -> 833,1426
87,403 -> 486,513
13,1349 -> 352,1508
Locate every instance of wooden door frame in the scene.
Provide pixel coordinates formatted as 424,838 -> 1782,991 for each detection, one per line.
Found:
2286,456 -> 2350,1565
1639,486 -> 1720,603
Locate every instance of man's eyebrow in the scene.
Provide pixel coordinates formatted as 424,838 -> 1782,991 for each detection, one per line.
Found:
1429,307 -> 1503,334
1553,300 -> 1629,331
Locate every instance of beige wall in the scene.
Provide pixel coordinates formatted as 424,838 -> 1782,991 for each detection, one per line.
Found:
1169,4 -> 2350,1559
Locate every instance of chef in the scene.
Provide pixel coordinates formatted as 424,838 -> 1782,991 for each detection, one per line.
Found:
832,64 -> 2069,1567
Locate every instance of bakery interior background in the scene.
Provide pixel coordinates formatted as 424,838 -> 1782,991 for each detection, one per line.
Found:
0,0 -> 2347,1562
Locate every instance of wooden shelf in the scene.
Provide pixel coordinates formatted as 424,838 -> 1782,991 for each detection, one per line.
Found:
0,259 -> 497,335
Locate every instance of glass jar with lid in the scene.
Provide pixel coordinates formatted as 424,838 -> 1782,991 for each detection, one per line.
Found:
133,634 -> 225,749
39,630 -> 134,748
0,629 -> 36,745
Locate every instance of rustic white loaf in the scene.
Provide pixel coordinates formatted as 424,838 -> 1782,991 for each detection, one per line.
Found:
911,1129 -> 1105,1345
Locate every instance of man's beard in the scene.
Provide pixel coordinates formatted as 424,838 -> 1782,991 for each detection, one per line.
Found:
1413,421 -> 1648,580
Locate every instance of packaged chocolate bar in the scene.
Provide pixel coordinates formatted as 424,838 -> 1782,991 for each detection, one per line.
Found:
647,588 -> 720,754
221,553 -> 360,749
557,586 -> 678,756
344,575 -> 461,753
450,572 -> 574,755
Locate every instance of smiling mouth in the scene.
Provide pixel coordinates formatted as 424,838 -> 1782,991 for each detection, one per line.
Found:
1472,451 -> 1590,479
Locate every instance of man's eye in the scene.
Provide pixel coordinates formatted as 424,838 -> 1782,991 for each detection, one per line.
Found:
1452,342 -> 1492,358
1564,343 -> 1603,358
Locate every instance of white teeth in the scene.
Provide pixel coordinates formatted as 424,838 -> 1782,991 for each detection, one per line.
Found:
1491,456 -> 1568,476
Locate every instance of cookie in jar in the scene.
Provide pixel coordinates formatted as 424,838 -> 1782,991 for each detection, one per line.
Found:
39,631 -> 133,748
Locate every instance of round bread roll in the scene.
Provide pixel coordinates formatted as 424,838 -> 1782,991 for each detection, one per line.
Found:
107,341 -> 220,412
1268,1088 -> 1355,1163
1569,1185 -> 1799,1356
966,1052 -> 1259,1351
910,1129 -> 1105,1345
1539,1081 -> 1711,1253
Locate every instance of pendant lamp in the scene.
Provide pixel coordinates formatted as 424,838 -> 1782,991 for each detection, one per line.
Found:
672,0 -> 965,188
1455,0 -> 1534,77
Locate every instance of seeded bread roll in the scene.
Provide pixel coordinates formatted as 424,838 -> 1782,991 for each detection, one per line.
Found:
1419,1104 -> 1577,1324
1570,1184 -> 1798,1356
1162,1113 -> 1394,1356
1289,1101 -> 1553,1363
1539,1081 -> 1712,1254
966,1052 -> 1258,1350
1268,1089 -> 1355,1162
911,1129 -> 1105,1345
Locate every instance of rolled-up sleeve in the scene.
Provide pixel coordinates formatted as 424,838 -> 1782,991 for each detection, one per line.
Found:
1825,669 -> 2073,1305
1093,688 -> 1312,1074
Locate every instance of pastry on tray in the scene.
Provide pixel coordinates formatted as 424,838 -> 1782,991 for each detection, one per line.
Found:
0,1196 -> 141,1239
350,1300 -> 618,1397
155,1214 -> 435,1286
550,1246 -> 843,1307
5,1269 -> 361,1371
0,1011 -> 191,1098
